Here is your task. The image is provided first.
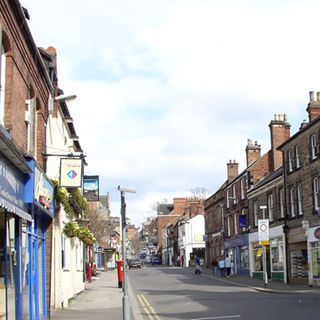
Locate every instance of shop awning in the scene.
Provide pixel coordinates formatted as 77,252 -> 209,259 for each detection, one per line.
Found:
0,195 -> 32,222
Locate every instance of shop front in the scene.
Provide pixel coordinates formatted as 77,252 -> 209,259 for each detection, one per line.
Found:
0,151 -> 32,320
224,234 -> 249,275
249,225 -> 286,283
25,158 -> 55,319
307,225 -> 320,287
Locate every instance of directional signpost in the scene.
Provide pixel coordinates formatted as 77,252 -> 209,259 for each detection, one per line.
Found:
259,205 -> 269,288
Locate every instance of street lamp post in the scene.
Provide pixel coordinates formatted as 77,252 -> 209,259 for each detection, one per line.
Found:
118,186 -> 136,320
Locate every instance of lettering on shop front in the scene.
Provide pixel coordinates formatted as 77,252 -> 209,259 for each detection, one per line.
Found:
0,158 -> 21,194
314,228 -> 320,239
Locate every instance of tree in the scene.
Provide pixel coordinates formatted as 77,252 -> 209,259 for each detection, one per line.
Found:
190,187 -> 210,200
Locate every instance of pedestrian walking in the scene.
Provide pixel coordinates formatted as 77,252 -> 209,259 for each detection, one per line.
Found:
218,258 -> 225,277
181,255 -> 185,267
225,254 -> 232,277
195,255 -> 201,274
211,257 -> 219,277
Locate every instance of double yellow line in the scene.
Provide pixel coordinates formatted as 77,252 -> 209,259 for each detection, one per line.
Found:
137,294 -> 161,320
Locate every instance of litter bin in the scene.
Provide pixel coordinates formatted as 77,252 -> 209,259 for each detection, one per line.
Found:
116,260 -> 123,288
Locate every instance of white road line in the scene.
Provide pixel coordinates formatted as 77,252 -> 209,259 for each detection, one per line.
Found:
190,315 -> 241,320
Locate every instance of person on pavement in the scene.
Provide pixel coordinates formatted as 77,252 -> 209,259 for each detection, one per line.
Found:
219,257 -> 225,277
195,255 -> 201,274
225,254 -> 232,277
211,257 -> 219,277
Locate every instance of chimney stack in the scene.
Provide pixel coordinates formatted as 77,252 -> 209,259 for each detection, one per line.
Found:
306,91 -> 320,122
246,139 -> 261,167
227,160 -> 239,183
269,114 -> 290,171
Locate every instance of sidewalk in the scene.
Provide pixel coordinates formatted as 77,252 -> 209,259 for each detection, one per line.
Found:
50,270 -> 123,319
193,267 -> 320,294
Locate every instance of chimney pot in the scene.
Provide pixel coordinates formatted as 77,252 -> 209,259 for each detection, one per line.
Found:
310,91 -> 315,102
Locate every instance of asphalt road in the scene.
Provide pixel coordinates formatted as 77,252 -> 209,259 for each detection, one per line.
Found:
128,266 -> 320,320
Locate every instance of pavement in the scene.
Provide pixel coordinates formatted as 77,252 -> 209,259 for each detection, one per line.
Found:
49,266 -> 320,319
193,266 -> 320,294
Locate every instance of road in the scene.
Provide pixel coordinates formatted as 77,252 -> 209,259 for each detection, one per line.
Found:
128,266 -> 320,320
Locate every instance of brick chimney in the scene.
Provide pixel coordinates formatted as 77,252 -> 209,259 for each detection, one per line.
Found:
306,91 -> 320,122
269,114 -> 290,171
227,160 -> 239,183
246,139 -> 261,167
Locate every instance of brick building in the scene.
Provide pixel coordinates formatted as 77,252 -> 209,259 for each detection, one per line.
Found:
0,1 -> 55,319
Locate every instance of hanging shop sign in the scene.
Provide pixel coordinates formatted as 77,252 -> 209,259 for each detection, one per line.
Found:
239,215 -> 247,227
314,227 -> 320,240
83,175 -> 99,201
60,158 -> 83,188
0,155 -> 31,221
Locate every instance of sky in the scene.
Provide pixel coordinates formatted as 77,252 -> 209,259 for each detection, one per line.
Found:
23,0 -> 320,226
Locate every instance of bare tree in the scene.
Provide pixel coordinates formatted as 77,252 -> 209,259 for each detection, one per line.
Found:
190,187 -> 210,200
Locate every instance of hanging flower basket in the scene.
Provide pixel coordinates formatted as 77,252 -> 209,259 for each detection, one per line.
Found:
63,221 -> 79,238
77,226 -> 95,245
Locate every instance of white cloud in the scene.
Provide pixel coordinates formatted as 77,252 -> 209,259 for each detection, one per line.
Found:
23,0 -> 320,225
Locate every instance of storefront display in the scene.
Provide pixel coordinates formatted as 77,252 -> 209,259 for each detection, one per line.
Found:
270,237 -> 284,271
290,249 -> 308,279
310,242 -> 320,279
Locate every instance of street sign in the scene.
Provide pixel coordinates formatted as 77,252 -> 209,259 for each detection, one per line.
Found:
258,219 -> 269,242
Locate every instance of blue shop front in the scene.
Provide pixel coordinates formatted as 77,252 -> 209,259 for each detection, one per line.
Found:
0,147 -> 31,319
224,233 -> 249,275
25,158 -> 55,320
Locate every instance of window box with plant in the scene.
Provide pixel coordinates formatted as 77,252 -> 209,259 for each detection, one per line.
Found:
63,221 -> 79,237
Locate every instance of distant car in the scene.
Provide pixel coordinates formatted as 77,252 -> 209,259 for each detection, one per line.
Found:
128,258 -> 142,269
151,255 -> 162,265
144,255 -> 152,264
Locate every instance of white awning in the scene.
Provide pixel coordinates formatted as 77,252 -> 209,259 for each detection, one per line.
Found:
0,195 -> 32,222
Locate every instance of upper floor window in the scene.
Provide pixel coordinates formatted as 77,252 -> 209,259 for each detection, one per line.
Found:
232,184 -> 237,205
279,188 -> 285,218
234,213 -> 238,235
227,216 -> 231,237
290,187 -> 295,217
297,184 -> 303,216
311,133 -> 319,160
268,193 -> 273,222
240,178 -> 245,200
226,189 -> 230,208
295,145 -> 301,169
0,40 -> 6,125
313,177 -> 319,210
288,149 -> 294,172
25,97 -> 37,159
253,201 -> 258,227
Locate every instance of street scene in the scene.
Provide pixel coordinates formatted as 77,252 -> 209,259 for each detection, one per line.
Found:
2,1 -> 320,319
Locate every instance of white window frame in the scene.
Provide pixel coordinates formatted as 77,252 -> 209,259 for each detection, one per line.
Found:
226,189 -> 230,208
227,216 -> 231,236
240,178 -> 245,200
313,177 -> 319,210
290,187 -> 295,217
25,97 -> 37,159
295,145 -> 301,169
279,188 -> 285,218
253,201 -> 258,226
311,133 -> 318,160
297,184 -> 303,216
232,184 -> 236,205
288,149 -> 294,172
268,193 -> 274,222
234,213 -> 238,235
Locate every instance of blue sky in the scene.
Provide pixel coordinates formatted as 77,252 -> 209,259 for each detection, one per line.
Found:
24,0 -> 320,226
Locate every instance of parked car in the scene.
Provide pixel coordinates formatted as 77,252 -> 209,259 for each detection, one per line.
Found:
151,255 -> 162,265
144,255 -> 152,264
128,258 -> 142,269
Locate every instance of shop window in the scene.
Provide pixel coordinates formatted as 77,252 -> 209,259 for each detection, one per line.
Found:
270,237 -> 284,271
253,246 -> 263,272
240,247 -> 249,268
22,222 -> 29,319
310,242 -> 320,280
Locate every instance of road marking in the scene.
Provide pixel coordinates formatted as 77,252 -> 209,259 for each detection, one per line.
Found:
190,316 -> 241,320
137,294 -> 161,320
